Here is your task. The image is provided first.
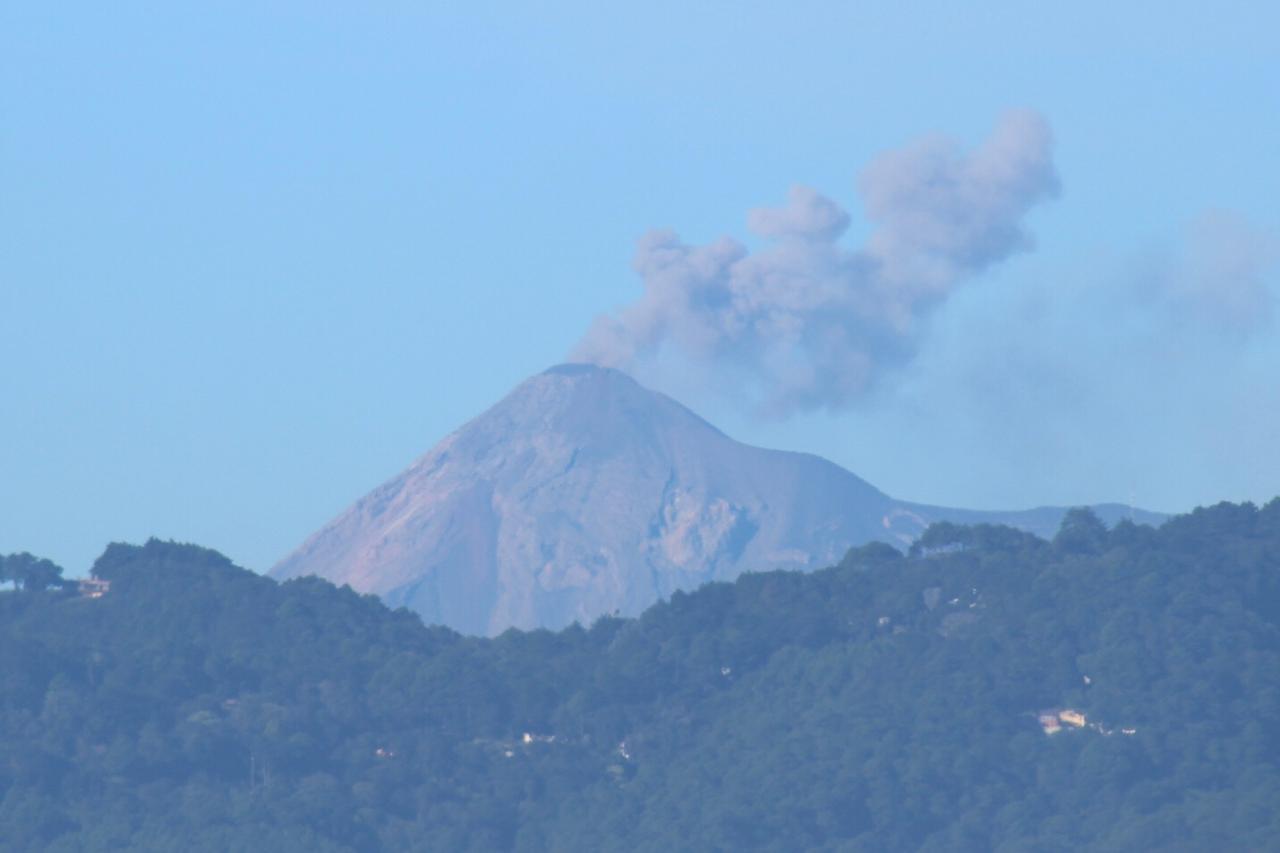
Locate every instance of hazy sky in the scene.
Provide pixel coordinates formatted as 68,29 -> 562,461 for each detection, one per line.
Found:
4,2 -> 1278,575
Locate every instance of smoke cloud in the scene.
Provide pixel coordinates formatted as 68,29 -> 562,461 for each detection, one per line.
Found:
572,110 -> 1060,414
1138,211 -> 1277,338
879,208 -> 1279,514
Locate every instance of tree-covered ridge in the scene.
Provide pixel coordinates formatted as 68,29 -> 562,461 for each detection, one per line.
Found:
0,552 -> 69,592
2,500 -> 1278,851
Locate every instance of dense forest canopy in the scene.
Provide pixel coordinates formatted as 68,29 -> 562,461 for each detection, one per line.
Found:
0,552 -> 69,592
2,499 -> 1278,851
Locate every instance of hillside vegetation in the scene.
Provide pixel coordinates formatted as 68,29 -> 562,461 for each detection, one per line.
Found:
2,501 -> 1278,851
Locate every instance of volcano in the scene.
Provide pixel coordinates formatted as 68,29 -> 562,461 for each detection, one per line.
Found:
271,364 -> 1159,635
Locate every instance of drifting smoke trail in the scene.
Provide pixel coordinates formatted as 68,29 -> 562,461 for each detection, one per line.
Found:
573,110 -> 1060,415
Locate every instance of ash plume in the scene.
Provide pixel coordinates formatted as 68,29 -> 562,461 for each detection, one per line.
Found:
572,110 -> 1059,415
1139,210 -> 1277,338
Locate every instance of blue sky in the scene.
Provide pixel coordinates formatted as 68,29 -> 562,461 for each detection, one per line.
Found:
3,1 -> 1278,574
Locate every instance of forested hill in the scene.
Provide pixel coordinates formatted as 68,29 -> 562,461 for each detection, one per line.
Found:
3,501 -> 1279,851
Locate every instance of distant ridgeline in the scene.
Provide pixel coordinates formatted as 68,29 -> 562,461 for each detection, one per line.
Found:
2,501 -> 1279,851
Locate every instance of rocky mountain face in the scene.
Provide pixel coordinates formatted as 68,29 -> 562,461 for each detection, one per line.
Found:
271,364 -> 1161,635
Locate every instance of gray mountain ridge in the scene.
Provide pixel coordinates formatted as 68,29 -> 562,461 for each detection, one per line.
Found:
271,363 -> 1164,635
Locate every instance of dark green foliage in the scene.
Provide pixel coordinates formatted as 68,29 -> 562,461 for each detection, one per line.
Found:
1053,507 -> 1110,554
2,500 -> 1279,851
0,552 -> 69,592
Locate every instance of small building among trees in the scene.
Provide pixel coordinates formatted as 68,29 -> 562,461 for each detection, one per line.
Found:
78,578 -> 111,599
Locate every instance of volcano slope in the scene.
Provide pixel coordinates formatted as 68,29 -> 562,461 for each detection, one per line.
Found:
272,364 -> 1161,635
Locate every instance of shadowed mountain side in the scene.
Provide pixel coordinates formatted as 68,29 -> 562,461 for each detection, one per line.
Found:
271,364 -> 1164,635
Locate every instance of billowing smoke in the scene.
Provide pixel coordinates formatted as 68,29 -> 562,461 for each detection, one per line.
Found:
572,110 -> 1060,414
